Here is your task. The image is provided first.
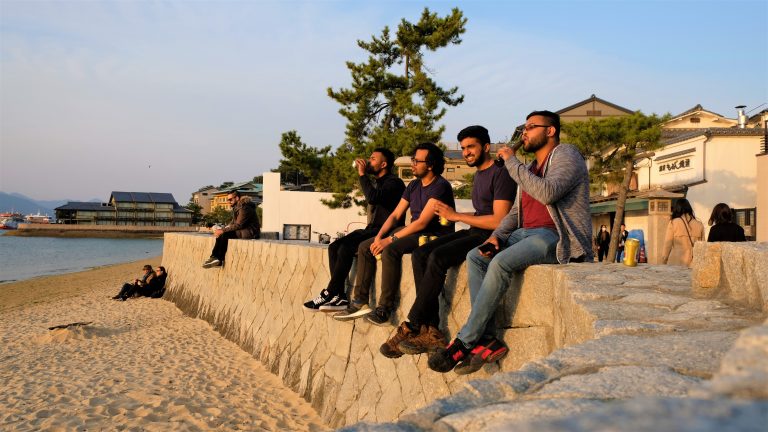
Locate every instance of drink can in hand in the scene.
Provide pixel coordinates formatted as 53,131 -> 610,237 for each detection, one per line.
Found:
418,235 -> 428,246
439,216 -> 449,226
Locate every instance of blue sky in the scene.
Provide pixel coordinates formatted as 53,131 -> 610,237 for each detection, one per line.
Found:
1,0 -> 766,202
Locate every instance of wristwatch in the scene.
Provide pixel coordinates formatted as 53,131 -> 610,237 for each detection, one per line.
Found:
390,234 -> 398,242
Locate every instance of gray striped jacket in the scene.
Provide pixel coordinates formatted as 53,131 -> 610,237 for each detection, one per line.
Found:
492,143 -> 594,263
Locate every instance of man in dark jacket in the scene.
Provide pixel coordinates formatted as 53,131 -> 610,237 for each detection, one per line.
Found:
203,191 -> 260,268
303,148 -> 405,311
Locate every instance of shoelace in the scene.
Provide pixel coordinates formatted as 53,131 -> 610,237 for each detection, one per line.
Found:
311,293 -> 327,305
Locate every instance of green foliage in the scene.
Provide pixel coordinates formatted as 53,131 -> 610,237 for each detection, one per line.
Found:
563,111 -> 670,261
320,7 -> 466,206
453,173 -> 475,199
275,130 -> 331,187
564,112 -> 670,189
217,181 -> 234,190
252,175 -> 263,184
184,201 -> 203,225
202,206 -> 232,226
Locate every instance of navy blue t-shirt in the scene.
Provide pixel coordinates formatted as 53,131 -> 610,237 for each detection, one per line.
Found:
402,175 -> 455,234
472,163 -> 517,216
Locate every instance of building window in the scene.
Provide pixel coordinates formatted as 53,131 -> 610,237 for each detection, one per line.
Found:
733,208 -> 757,241
689,117 -> 701,123
446,168 -> 455,173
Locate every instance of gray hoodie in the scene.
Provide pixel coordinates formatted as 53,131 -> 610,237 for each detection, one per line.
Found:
493,143 -> 593,263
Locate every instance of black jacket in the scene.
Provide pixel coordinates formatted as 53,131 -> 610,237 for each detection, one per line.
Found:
359,173 -> 406,229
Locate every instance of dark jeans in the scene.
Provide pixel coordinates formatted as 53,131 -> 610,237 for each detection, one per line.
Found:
211,231 -> 238,261
597,247 -> 608,262
117,282 -> 152,299
352,227 -> 433,310
325,227 -> 379,298
408,229 -> 490,328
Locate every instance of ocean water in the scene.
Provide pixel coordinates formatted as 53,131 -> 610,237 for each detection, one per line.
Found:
0,233 -> 163,283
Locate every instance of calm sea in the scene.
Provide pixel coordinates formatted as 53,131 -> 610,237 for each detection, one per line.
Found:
0,232 -> 163,283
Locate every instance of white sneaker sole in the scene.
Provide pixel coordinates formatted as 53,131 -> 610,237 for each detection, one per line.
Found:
333,306 -> 372,321
319,304 -> 349,312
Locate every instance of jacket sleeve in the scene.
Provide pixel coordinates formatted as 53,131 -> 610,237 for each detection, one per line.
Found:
359,175 -> 403,205
223,204 -> 255,233
504,145 -> 585,205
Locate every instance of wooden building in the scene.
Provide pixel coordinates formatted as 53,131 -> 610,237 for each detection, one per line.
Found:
55,191 -> 192,226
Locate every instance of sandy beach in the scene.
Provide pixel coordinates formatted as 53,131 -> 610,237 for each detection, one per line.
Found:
0,258 -> 328,431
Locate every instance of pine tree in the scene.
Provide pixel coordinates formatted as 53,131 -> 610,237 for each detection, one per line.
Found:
563,112 -> 670,262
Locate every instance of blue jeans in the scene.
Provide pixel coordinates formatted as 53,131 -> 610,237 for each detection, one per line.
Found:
457,228 -> 559,346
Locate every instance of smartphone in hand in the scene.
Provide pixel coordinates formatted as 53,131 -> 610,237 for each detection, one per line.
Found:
478,242 -> 497,257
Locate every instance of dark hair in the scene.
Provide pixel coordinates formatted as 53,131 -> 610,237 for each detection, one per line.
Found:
709,203 -> 733,226
671,198 -> 695,220
372,147 -> 396,173
143,265 -> 152,271
457,125 -> 490,145
413,142 -> 445,175
526,110 -> 561,139
229,190 -> 242,197
157,266 -> 166,273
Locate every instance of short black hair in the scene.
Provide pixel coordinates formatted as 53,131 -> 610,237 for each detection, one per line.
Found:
709,203 -> 734,225
671,198 -> 695,220
457,125 -> 490,145
527,110 -> 561,139
143,264 -> 152,271
413,142 -> 445,175
229,190 -> 242,197
372,147 -> 396,173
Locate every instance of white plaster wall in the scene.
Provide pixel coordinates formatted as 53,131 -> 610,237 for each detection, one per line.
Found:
687,136 -> 760,239
757,154 -> 768,242
261,172 -> 369,241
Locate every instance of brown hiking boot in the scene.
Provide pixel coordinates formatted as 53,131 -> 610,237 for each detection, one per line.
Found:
379,322 -> 416,358
398,325 -> 446,355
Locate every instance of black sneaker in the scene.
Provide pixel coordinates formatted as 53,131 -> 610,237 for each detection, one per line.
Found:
428,339 -> 472,373
303,290 -> 332,311
365,306 -> 391,326
333,303 -> 372,321
319,296 -> 349,312
202,257 -> 221,268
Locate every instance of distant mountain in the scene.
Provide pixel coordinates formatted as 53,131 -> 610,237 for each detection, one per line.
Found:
0,192 -> 58,216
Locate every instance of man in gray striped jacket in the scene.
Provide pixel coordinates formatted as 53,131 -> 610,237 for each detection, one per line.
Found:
429,110 -> 593,374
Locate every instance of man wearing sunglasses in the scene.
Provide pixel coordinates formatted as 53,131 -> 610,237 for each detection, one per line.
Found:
429,110 -> 593,375
203,190 -> 261,268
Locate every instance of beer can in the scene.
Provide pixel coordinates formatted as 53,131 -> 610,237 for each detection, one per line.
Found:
429,236 -> 438,242
439,216 -> 449,226
375,253 -> 382,261
418,235 -> 428,246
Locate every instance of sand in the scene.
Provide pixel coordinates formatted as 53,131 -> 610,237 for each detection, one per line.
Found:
0,258 -> 328,431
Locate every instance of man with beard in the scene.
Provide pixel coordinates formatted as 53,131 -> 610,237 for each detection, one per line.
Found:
429,110 -> 593,375
334,142 -> 455,325
202,190 -> 261,268
379,126 -> 516,358
303,148 -> 405,311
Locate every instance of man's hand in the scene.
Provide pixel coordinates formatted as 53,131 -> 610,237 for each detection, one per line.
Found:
370,236 -> 393,256
433,200 -> 458,222
354,158 -> 367,176
497,146 -> 514,161
479,236 -> 500,257
214,228 -> 224,238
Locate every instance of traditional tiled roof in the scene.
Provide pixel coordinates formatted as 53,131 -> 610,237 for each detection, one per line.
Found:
55,202 -> 113,211
668,104 -> 727,121
661,127 -> 766,146
110,191 -> 178,204
556,94 -> 634,116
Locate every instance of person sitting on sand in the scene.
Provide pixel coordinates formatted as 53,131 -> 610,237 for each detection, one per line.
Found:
113,265 -> 153,300
113,266 -> 167,300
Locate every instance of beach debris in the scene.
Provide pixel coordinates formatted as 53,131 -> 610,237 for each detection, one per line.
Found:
48,321 -> 93,331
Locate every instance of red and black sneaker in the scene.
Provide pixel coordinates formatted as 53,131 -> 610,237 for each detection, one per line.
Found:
454,337 -> 509,375
428,339 -> 471,373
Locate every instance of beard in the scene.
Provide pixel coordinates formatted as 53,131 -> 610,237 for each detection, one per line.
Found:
365,163 -> 380,175
466,151 -> 487,168
524,134 -> 548,153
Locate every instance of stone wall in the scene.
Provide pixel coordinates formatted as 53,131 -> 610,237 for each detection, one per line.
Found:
161,233 -> 598,428
691,242 -> 768,312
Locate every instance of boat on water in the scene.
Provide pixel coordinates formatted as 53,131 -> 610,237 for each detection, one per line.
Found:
0,212 -> 25,230
24,212 -> 52,224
